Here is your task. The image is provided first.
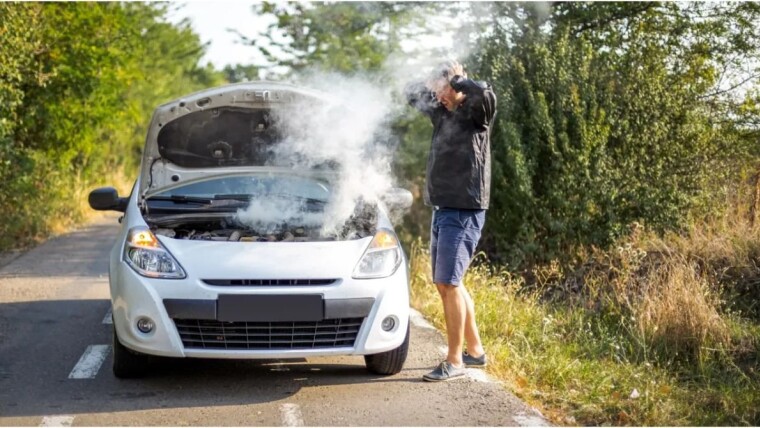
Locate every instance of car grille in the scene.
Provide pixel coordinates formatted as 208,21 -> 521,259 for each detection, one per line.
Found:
202,279 -> 338,286
173,318 -> 364,350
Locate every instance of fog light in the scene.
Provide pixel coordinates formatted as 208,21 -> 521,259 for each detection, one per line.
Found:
136,317 -> 155,333
381,316 -> 396,332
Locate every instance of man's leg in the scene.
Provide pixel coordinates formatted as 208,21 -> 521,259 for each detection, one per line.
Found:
436,283 -> 466,367
461,285 -> 485,357
424,209 -> 481,381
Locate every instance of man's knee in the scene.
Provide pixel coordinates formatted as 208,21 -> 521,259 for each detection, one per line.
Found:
435,282 -> 459,297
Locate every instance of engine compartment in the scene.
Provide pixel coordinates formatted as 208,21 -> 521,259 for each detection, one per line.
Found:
147,201 -> 378,242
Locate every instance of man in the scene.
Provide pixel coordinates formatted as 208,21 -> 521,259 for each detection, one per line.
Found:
405,60 -> 497,382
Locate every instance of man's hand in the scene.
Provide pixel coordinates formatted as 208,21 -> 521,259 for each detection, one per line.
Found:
449,62 -> 465,79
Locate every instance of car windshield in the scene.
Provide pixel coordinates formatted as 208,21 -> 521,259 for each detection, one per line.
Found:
151,174 -> 331,202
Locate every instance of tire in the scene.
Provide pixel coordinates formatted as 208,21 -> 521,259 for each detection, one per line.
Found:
364,321 -> 410,375
112,326 -> 151,379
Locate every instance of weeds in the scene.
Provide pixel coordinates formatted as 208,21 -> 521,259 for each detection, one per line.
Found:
409,220 -> 760,425
0,160 -> 133,252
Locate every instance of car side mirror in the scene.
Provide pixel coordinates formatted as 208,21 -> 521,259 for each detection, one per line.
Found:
88,187 -> 128,212
381,188 -> 413,213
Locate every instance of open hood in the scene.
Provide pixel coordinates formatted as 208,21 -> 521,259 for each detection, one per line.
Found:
138,81 -> 335,203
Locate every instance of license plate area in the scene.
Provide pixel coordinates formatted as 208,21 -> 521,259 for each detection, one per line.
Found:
217,294 -> 324,322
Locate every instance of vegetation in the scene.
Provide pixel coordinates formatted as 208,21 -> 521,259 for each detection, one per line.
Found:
475,2 -> 760,267
410,208 -> 760,425
0,2 -> 223,249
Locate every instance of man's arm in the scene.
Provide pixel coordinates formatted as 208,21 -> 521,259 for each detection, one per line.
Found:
404,81 -> 444,118
450,76 -> 497,131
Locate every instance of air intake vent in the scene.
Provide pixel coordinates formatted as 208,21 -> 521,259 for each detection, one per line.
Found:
203,279 -> 338,286
174,318 -> 364,350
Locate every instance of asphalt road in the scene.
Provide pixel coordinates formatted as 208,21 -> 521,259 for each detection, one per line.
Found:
0,214 -> 549,426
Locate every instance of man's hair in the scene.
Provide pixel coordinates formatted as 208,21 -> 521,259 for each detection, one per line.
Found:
424,59 -> 467,93
430,59 -> 467,82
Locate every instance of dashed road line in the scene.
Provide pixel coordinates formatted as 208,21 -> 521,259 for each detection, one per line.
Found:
102,308 -> 112,324
69,345 -> 110,379
280,403 -> 304,426
39,415 -> 74,427
270,360 -> 290,372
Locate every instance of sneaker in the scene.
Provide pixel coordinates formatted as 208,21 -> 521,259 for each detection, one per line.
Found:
462,351 -> 487,367
422,361 -> 466,382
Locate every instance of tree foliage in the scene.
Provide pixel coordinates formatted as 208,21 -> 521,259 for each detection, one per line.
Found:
247,1 -> 433,75
223,64 -> 261,83
0,2 -> 223,249
471,2 -> 760,265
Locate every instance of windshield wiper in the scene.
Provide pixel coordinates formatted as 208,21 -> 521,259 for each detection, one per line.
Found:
148,195 -> 248,207
214,193 -> 327,205
148,195 -> 214,204
213,194 -> 253,201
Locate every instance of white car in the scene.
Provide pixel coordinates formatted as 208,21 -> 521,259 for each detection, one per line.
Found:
89,82 -> 413,378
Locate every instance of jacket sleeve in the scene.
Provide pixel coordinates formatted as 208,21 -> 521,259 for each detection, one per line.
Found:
404,81 -> 443,119
450,76 -> 497,131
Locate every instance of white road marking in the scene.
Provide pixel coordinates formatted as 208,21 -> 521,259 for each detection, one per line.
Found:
280,403 -> 304,426
102,307 -> 112,324
409,309 -> 436,330
270,360 -> 290,372
68,345 -> 110,379
39,416 -> 74,427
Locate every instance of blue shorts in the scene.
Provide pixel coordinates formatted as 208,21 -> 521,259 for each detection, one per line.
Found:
430,208 -> 486,286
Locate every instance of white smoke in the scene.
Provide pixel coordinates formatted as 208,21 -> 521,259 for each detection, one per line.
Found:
235,195 -> 324,235
234,73 -> 400,237
233,2 -> 505,238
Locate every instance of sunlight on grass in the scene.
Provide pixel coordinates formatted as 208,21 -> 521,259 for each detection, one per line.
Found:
408,227 -> 760,425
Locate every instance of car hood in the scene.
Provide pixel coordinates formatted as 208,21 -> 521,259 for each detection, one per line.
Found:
138,81 -> 335,203
159,235 -> 371,280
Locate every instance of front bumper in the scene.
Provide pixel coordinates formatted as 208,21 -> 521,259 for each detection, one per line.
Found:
110,260 -> 410,359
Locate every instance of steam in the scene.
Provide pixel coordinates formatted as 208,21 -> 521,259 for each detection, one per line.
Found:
234,2 -> 519,238
235,195 -> 323,235
234,74 -> 400,237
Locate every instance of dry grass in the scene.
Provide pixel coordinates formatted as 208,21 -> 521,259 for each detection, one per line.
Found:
0,163 -> 134,252
408,217 -> 760,425
638,261 -> 730,360
574,234 -> 733,364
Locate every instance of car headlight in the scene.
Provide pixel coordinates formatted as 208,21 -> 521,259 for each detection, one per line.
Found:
352,229 -> 402,279
123,226 -> 186,279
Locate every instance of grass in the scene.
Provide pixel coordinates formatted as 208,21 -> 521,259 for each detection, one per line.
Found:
0,161 -> 133,252
408,220 -> 760,425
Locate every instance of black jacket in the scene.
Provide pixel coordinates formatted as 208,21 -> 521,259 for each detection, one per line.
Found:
405,76 -> 497,210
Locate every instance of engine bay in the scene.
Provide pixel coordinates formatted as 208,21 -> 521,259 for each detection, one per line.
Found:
146,201 -> 378,242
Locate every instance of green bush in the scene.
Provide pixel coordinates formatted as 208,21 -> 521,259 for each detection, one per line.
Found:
472,3 -> 760,267
0,3 -> 223,250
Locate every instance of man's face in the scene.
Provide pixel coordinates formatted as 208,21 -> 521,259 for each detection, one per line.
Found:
431,78 -> 464,111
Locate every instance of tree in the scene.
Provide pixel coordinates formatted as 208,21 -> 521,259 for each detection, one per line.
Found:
0,2 -> 224,249
223,64 -> 260,83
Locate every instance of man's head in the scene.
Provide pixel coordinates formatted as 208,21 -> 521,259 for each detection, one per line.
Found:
426,59 -> 467,111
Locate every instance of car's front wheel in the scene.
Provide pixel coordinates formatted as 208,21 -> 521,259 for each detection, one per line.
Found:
112,326 -> 151,378
364,321 -> 410,375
